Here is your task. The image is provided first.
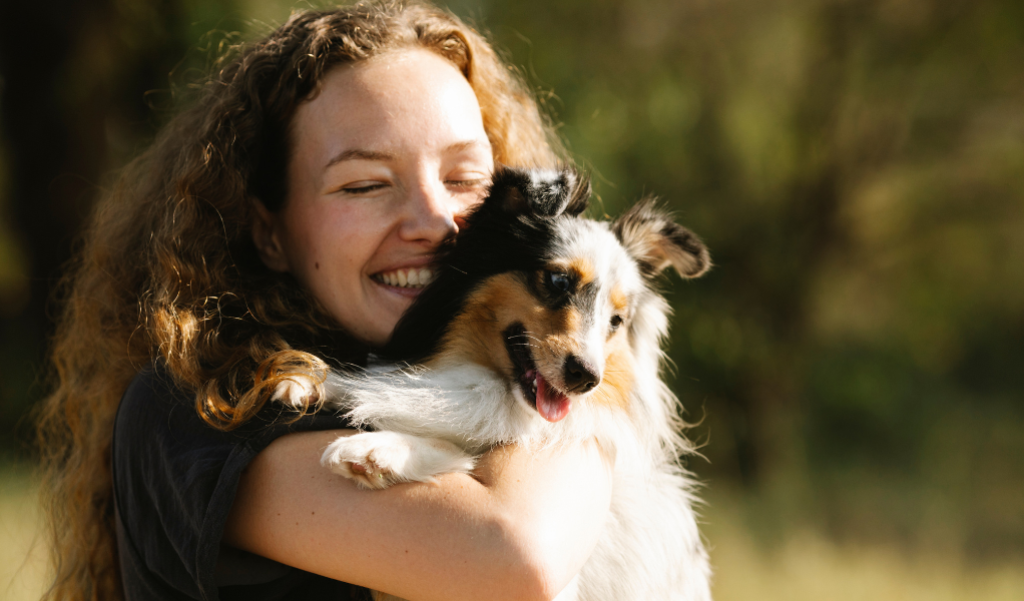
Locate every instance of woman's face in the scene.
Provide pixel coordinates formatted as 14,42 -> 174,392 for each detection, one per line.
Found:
254,49 -> 494,346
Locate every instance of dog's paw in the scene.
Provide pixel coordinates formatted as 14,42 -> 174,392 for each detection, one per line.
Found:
321,432 -> 405,489
321,431 -> 475,490
271,374 -> 317,409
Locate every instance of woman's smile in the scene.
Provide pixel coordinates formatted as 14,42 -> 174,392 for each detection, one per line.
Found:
372,266 -> 437,290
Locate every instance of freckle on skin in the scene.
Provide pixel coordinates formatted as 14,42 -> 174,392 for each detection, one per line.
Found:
315,262 -> 320,270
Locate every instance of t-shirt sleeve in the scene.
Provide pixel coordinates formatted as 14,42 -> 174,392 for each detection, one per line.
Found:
112,367 -> 364,601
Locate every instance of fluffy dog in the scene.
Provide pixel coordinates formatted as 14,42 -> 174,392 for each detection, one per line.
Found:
276,167 -> 712,600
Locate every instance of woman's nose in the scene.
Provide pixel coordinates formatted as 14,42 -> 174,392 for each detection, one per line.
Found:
399,178 -> 459,244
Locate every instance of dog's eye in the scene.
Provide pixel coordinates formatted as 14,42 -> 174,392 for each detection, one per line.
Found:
609,315 -> 624,331
545,271 -> 572,294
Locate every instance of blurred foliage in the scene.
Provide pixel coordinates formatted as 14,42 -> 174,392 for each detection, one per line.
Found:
1,0 -> 1021,561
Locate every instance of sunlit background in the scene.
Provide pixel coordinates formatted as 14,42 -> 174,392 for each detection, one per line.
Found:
2,0 -> 1023,599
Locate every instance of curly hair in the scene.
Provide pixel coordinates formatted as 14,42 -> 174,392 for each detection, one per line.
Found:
34,2 -> 562,599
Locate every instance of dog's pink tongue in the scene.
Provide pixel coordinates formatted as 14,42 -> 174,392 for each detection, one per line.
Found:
536,374 -> 570,422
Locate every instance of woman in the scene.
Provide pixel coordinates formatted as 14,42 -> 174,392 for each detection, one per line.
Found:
36,3 -> 612,601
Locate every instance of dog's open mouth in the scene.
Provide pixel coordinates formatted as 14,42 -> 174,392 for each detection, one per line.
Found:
503,323 -> 571,422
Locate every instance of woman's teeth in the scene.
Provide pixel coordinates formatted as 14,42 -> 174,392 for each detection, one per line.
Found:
376,267 -> 435,288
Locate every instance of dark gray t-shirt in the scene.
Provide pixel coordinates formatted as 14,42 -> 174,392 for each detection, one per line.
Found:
112,366 -> 372,601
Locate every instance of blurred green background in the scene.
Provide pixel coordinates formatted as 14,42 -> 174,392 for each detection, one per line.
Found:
1,0 -> 1022,599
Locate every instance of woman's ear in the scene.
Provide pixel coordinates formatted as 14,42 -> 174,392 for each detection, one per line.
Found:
251,200 -> 290,272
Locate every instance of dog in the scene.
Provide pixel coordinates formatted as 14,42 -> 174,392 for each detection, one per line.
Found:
276,167 -> 713,600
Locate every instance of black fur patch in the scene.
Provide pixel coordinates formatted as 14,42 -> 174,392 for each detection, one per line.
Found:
498,168 -> 590,218
502,322 -> 538,407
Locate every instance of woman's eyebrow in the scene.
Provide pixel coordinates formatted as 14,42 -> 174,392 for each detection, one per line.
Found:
324,148 -> 395,169
324,140 -> 490,170
445,139 -> 491,155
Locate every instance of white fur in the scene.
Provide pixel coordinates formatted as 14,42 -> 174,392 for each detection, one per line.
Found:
321,430 -> 475,489
275,218 -> 712,601
271,376 -> 317,408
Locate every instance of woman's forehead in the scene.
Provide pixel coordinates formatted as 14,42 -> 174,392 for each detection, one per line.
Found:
288,48 -> 491,166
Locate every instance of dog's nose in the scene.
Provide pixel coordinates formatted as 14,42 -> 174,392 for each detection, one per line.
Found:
563,355 -> 600,394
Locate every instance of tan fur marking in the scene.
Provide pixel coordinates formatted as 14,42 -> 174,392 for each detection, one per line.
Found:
546,258 -> 595,286
567,257 -> 595,285
610,286 -> 628,313
590,339 -> 635,411
430,274 -> 531,377
527,303 -> 587,391
556,306 -> 581,333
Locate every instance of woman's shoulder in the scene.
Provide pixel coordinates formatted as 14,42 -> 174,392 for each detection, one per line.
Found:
111,361 -> 351,527
117,366 -> 226,459
120,363 -> 188,408
112,364 -> 270,533
117,365 -> 200,436
116,363 -> 348,451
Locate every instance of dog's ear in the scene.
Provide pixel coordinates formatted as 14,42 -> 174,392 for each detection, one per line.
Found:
489,167 -> 590,218
560,170 -> 591,217
613,198 -> 711,279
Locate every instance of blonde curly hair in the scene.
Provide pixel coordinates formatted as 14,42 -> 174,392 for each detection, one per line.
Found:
35,2 -> 561,599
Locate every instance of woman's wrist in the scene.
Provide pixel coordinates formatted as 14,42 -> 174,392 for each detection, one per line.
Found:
469,440 -> 614,596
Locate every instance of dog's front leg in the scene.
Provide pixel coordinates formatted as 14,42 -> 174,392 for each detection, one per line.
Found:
321,431 -> 476,490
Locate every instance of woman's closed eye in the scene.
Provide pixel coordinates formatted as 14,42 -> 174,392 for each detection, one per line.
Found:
338,180 -> 390,195
444,168 -> 492,196
446,177 -> 489,191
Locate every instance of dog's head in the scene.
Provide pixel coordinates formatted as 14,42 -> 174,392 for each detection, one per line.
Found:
385,167 -> 709,422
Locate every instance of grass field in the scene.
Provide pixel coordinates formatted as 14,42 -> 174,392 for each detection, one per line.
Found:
3,466 -> 1022,600
701,491 -> 1024,601
1,465 -> 47,601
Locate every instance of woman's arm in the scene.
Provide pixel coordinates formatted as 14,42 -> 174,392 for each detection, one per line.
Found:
224,429 -> 613,601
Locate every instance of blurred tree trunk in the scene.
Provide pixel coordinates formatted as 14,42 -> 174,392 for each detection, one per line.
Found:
0,0 -> 109,333
0,0 -> 193,449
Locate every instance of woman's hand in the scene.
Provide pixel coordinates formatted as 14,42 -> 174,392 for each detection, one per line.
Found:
224,430 -> 613,601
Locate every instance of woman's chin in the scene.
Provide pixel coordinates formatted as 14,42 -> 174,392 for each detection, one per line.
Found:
359,282 -> 425,342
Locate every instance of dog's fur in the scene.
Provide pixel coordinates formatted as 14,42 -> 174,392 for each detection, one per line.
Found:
276,167 -> 712,600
